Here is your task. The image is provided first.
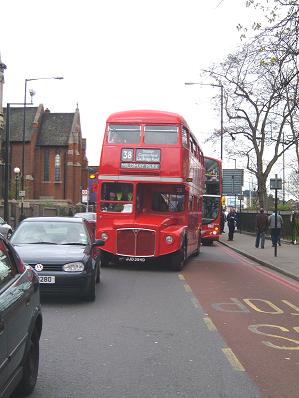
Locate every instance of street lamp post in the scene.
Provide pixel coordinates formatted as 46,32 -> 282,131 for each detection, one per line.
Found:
14,167 -> 20,200
20,76 -> 63,220
185,82 -> 224,160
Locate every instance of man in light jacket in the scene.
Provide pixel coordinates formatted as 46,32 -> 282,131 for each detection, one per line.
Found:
268,211 -> 283,247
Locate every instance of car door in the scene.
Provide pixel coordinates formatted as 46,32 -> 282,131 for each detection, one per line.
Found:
0,239 -> 31,389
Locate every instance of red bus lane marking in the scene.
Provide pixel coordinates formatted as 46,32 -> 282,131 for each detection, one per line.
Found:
182,251 -> 299,398
218,243 -> 299,292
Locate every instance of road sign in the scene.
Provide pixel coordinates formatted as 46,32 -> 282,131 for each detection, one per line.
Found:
19,190 -> 26,197
81,189 -> 88,203
222,169 -> 244,195
270,178 -> 282,190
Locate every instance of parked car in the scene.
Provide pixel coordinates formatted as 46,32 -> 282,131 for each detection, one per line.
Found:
10,217 -> 105,302
0,217 -> 13,239
0,234 -> 42,397
74,212 -> 96,234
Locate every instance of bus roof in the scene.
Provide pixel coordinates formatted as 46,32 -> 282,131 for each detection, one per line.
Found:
106,110 -> 190,129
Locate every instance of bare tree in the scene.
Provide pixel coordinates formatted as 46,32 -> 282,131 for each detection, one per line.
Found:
202,24 -> 299,207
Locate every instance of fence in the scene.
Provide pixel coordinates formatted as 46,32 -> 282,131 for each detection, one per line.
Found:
0,200 -> 80,230
238,210 -> 299,243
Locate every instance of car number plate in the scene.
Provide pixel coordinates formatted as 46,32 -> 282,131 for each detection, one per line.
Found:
125,257 -> 146,262
39,276 -> 55,284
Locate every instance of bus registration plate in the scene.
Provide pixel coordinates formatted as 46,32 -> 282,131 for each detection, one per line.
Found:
124,257 -> 146,262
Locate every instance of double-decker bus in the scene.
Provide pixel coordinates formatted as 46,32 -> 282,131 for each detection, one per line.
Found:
201,156 -> 222,246
95,110 -> 205,271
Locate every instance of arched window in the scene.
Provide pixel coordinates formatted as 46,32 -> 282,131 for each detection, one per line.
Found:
54,153 -> 61,182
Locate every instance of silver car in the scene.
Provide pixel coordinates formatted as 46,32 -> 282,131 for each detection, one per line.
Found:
0,217 -> 13,239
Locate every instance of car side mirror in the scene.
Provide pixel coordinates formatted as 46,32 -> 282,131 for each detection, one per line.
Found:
92,239 -> 105,247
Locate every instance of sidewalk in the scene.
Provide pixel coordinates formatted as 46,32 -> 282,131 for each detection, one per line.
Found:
219,230 -> 299,282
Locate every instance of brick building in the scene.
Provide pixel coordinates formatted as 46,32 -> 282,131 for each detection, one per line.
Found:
2,104 -> 88,204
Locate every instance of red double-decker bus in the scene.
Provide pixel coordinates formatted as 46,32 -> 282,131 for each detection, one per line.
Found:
201,156 -> 222,245
95,110 -> 205,271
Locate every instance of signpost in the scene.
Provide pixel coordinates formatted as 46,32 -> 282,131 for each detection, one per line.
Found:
222,169 -> 244,196
270,174 -> 282,257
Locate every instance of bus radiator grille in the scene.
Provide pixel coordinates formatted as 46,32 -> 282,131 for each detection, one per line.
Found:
117,229 -> 155,256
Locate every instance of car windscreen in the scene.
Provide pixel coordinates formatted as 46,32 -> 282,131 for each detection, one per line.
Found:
11,221 -> 88,245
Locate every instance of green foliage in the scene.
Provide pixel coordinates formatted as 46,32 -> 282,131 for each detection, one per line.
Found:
277,203 -> 292,210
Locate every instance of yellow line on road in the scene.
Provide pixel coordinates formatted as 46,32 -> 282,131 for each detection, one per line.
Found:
184,283 -> 192,293
222,348 -> 245,371
178,274 -> 185,280
191,297 -> 200,308
203,317 -> 217,331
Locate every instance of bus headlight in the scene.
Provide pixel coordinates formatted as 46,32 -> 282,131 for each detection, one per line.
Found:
165,235 -> 174,244
101,232 -> 109,241
63,262 -> 85,272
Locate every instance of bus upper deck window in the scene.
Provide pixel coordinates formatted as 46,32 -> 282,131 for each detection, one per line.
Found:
144,125 -> 178,145
108,124 -> 141,144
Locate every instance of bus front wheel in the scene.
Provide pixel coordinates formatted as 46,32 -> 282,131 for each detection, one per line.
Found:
202,239 -> 213,246
170,242 -> 187,272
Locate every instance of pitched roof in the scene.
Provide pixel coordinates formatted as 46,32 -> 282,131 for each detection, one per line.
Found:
3,107 -> 39,142
3,106 -> 77,146
37,112 -> 74,146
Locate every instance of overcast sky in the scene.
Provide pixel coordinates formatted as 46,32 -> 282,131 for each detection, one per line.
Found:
2,0 -> 259,172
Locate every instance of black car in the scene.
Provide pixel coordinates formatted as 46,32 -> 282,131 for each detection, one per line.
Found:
10,217 -> 104,302
74,213 -> 96,234
0,233 -> 42,397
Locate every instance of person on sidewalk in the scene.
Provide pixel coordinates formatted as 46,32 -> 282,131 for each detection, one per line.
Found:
226,208 -> 237,241
220,208 -> 226,233
268,210 -> 283,247
255,208 -> 268,248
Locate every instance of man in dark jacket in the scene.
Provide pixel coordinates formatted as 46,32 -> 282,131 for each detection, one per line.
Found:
226,208 -> 237,241
220,208 -> 226,233
255,208 -> 268,249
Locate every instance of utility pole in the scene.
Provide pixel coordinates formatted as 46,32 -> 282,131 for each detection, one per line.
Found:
0,55 -> 7,202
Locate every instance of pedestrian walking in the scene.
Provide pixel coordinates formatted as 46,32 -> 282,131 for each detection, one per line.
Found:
220,208 -> 226,233
226,208 -> 237,241
255,208 -> 268,249
268,211 -> 283,247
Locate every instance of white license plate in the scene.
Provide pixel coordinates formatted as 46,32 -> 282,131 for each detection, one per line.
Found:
125,257 -> 146,262
39,276 -> 55,284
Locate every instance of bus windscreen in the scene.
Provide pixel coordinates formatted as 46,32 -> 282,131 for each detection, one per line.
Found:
202,196 -> 221,224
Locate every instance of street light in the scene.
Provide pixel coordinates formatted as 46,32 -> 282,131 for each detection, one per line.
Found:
13,167 -> 20,200
185,82 -> 224,160
20,76 -> 63,220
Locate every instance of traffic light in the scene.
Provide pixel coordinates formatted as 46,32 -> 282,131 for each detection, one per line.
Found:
221,196 -> 226,206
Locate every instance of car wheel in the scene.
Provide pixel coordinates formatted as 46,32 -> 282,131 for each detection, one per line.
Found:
170,241 -> 187,272
16,329 -> 39,395
7,230 -> 12,240
101,250 -> 112,267
85,271 -> 96,302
